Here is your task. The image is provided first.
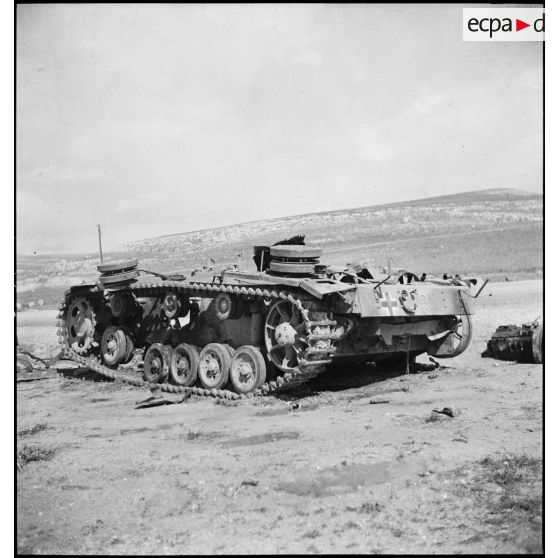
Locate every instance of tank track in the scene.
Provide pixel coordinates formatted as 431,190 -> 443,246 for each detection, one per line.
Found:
56,281 -> 339,400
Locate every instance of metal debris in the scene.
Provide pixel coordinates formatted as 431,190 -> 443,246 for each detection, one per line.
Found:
432,406 -> 461,418
482,318 -> 543,363
134,386 -> 190,409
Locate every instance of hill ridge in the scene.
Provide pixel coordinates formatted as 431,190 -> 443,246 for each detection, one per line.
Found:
119,187 -> 540,250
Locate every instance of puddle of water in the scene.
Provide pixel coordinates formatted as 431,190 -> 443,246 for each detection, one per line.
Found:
277,461 -> 408,497
221,431 -> 300,448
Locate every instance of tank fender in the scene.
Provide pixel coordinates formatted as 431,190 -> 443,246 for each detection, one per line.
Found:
299,279 -> 356,299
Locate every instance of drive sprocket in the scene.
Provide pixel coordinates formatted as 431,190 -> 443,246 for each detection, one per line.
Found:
65,296 -> 97,355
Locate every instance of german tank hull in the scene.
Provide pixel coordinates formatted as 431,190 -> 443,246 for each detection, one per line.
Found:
57,242 -> 480,399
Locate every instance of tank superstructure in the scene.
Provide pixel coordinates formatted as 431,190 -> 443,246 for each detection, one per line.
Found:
57,238 -> 484,399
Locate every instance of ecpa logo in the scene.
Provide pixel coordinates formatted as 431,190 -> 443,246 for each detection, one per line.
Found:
463,8 -> 544,41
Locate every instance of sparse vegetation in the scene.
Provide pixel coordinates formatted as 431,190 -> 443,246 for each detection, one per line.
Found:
479,454 -> 540,488
425,412 -> 442,423
359,502 -> 383,514
451,453 -> 542,552
18,423 -> 49,437
17,444 -> 56,470
180,430 -> 202,441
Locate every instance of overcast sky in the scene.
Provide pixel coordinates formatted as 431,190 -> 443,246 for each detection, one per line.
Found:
16,4 -> 542,254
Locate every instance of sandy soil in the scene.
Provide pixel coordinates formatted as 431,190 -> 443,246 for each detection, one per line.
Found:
16,280 -> 543,554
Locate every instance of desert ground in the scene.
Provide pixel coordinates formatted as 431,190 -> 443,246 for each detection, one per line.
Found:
16,279 -> 542,555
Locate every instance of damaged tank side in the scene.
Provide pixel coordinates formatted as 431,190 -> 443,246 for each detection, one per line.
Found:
57,238 -> 482,400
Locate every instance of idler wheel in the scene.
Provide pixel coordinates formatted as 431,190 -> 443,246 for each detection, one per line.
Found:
170,343 -> 199,386
270,245 -> 322,259
198,343 -> 231,390
101,326 -> 128,367
532,321 -> 544,364
434,314 -> 473,359
143,343 -> 170,383
97,258 -> 138,273
230,346 -> 267,394
99,269 -> 139,288
98,259 -> 139,290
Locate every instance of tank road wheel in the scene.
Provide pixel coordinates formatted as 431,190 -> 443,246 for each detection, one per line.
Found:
101,326 -> 128,367
435,314 -> 473,359
222,344 -> 235,358
230,346 -> 267,394
170,344 -> 199,386
264,300 -> 307,373
120,327 -> 135,364
66,297 -> 96,355
532,321 -> 544,364
125,336 -> 134,363
198,343 -> 231,390
143,343 -> 170,383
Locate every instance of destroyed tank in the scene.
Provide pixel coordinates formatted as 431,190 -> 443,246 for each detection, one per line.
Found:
482,319 -> 543,363
57,239 -> 485,400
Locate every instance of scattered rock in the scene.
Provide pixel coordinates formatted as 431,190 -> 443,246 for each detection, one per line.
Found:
428,374 -> 438,380
452,430 -> 468,443
241,479 -> 259,487
433,406 -> 461,418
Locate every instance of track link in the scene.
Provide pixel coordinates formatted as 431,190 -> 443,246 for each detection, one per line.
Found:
57,281 -> 339,400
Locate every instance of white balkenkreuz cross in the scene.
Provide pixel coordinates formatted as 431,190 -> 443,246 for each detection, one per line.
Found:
379,291 -> 399,316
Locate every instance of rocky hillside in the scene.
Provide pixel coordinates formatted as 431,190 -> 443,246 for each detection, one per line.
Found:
116,187 -> 542,271
17,188 -> 542,307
